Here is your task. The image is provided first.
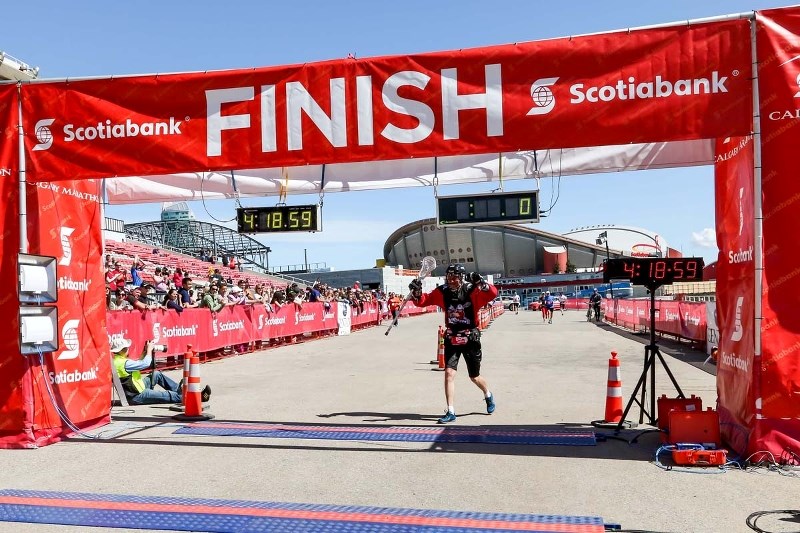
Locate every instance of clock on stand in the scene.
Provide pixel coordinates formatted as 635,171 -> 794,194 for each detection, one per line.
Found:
603,257 -> 704,437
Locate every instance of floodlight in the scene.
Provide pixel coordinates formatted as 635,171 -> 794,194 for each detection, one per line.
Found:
18,254 -> 57,304
19,306 -> 58,355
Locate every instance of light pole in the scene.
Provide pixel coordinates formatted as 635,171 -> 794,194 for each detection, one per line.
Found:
596,231 -> 614,300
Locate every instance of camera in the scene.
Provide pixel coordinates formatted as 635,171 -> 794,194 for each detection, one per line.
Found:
149,341 -> 168,353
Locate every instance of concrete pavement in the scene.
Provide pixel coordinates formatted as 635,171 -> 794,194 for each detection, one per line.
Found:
0,309 -> 795,533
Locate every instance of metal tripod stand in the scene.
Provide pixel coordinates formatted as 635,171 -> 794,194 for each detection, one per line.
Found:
615,283 -> 684,432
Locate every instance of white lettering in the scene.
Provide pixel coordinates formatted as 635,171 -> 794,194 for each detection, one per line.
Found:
286,78 -> 347,151
206,87 -> 254,157
721,351 -> 748,372
49,367 -> 99,385
728,247 -> 754,264
161,324 -> 199,338
570,71 -> 729,105
63,118 -> 182,144
58,276 -> 91,291
381,71 -> 434,144
441,64 -> 503,140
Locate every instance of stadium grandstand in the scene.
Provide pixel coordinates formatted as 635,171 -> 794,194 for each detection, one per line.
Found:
106,202 -> 307,288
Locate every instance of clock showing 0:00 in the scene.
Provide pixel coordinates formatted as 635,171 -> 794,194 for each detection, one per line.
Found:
603,257 -> 704,286
237,205 -> 321,234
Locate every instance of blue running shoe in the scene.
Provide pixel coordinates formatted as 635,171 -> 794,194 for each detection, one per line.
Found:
485,394 -> 496,414
437,411 -> 456,424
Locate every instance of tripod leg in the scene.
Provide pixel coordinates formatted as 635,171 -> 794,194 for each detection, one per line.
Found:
615,349 -> 655,433
655,348 -> 685,398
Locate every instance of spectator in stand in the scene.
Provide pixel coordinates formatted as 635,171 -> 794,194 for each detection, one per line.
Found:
127,286 -> 160,311
178,278 -> 199,308
106,261 -> 126,291
229,256 -> 237,271
130,257 -> 145,287
200,285 -> 225,312
104,254 -> 114,270
227,285 -> 246,305
221,255 -> 229,267
268,289 -> 286,312
152,267 -> 169,293
163,289 -> 184,314
172,267 -> 184,288
105,286 -> 113,309
307,283 -> 322,303
113,289 -> 132,310
209,268 -> 224,285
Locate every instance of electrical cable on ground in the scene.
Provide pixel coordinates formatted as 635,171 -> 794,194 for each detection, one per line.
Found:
745,510 -> 800,533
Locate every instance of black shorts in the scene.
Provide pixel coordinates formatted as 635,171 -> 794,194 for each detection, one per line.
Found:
444,339 -> 482,378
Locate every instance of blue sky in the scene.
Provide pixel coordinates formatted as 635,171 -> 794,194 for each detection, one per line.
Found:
4,1 -> 785,271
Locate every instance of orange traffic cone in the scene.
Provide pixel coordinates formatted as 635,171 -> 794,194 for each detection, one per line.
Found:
173,354 -> 214,421
604,351 -> 623,423
436,326 -> 446,370
430,326 -> 443,366
169,345 -> 193,412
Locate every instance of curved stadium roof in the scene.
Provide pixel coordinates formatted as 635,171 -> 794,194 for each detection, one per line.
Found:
383,219 -> 624,277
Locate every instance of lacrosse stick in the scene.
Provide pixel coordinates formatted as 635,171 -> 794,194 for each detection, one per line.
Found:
385,255 -> 437,336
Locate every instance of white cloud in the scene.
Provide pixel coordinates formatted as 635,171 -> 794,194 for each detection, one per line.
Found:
691,228 -> 716,248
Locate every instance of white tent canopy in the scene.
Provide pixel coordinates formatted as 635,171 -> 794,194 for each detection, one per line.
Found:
104,139 -> 713,204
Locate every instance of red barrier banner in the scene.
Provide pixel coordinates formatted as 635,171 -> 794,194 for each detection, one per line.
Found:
752,8 -> 800,456
21,21 -> 751,182
106,302 -> 417,357
25,178 -> 108,446
0,85 -> 24,446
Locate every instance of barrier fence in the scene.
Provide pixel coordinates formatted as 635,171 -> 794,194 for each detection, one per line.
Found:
106,301 -> 464,367
559,298 -> 707,346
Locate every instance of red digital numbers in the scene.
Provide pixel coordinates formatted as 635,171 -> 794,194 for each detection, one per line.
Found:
686,260 -> 698,279
623,262 -> 636,278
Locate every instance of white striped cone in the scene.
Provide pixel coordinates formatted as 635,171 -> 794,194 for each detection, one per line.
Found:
184,355 -> 203,417
604,351 -> 623,423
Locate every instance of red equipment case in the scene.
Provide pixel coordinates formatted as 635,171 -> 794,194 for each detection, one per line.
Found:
671,448 -> 728,466
657,394 -> 702,443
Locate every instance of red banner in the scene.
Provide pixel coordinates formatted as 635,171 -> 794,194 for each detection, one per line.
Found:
754,8 -> 800,456
21,21 -> 751,182
25,178 -> 109,446
0,85 -> 25,446
106,301 -> 436,357
714,135 -> 756,455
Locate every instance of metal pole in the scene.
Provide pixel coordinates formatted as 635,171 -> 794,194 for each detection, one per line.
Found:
304,248 -> 308,271
17,82 -> 27,253
605,239 -> 614,300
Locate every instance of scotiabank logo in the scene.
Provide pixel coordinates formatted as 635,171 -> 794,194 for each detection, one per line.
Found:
58,319 -> 80,360
32,117 -> 183,151
58,227 -> 75,266
731,296 -> 744,342
32,118 -> 55,151
527,71 -> 731,116
527,78 -> 559,115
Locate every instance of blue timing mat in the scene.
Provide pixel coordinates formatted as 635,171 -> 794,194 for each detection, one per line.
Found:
0,489 -> 607,532
173,422 -> 597,445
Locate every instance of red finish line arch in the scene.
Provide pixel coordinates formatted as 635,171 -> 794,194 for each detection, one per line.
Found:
0,7 -> 798,458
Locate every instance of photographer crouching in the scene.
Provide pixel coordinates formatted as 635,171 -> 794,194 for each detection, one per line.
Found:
111,337 -> 211,405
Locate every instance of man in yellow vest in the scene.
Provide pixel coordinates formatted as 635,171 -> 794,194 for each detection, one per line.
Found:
111,337 -> 210,405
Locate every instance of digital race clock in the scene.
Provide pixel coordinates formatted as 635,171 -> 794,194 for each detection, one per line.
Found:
236,205 -> 321,234
436,190 -> 540,227
603,257 -> 704,287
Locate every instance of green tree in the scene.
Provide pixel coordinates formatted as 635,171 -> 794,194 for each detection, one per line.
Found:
552,263 -> 561,274
565,260 -> 577,273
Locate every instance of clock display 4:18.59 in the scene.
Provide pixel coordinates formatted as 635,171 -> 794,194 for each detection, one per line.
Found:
603,257 -> 705,286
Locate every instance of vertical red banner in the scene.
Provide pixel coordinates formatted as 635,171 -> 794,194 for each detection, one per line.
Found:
714,135 -> 756,455
0,85 -> 29,447
25,178 -> 109,444
754,8 -> 800,457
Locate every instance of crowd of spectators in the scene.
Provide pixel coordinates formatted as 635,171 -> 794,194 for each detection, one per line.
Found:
104,250 -> 395,320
